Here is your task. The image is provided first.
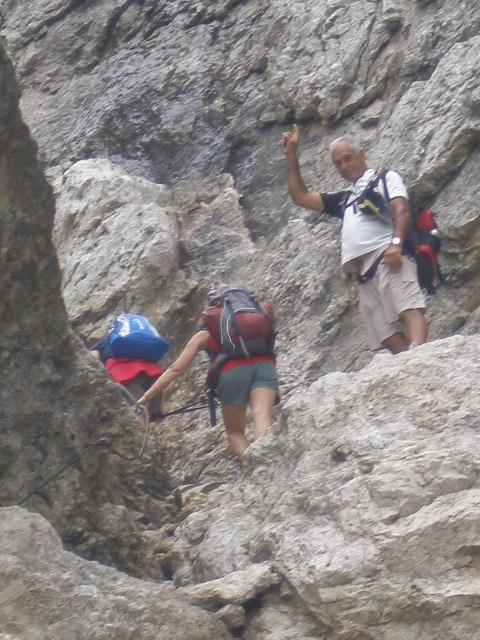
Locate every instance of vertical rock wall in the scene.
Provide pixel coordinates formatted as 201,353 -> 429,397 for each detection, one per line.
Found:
0,45 -> 174,578
1,1 -> 480,638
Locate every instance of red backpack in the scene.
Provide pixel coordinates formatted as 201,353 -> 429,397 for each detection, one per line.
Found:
200,285 -> 276,388
375,174 -> 443,294
406,206 -> 443,295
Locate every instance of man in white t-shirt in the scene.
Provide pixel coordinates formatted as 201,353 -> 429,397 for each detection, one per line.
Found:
282,124 -> 427,353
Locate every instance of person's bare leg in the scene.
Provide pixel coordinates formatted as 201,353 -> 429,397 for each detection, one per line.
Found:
222,404 -> 248,460
400,308 -> 428,346
381,331 -> 410,354
249,387 -> 277,439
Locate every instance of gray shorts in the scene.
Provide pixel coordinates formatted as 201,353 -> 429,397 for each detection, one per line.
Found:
216,363 -> 279,406
358,255 -> 426,349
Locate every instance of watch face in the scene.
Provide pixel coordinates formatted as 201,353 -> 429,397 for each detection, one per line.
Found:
392,237 -> 401,245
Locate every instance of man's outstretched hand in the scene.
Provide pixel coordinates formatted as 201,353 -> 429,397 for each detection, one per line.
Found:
282,123 -> 300,155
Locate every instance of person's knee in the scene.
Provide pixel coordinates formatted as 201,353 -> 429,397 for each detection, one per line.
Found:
381,331 -> 409,354
400,307 -> 428,343
250,399 -> 274,423
400,307 -> 426,320
222,403 -> 247,426
223,413 -> 247,436
251,401 -> 273,418
225,425 -> 246,438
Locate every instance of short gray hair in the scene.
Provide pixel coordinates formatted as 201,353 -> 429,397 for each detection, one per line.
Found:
329,135 -> 363,154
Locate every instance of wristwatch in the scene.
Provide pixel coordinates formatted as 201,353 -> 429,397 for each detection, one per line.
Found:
391,236 -> 402,246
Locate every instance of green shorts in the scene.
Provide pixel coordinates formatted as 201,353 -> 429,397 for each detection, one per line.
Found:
216,363 -> 279,406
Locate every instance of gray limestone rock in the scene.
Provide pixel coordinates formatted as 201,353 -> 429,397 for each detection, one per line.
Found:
170,336 -> 480,639
216,604 -> 246,630
53,158 -> 179,329
2,0 -> 476,241
3,1 -> 480,638
0,506 -> 233,640
0,41 -> 174,580
376,36 -> 480,197
177,564 -> 280,607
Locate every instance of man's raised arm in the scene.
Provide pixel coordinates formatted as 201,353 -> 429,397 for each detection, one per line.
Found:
282,124 -> 324,213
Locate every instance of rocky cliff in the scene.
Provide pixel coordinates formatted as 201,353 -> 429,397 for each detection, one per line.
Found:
1,1 -> 480,638
0,42 -> 181,580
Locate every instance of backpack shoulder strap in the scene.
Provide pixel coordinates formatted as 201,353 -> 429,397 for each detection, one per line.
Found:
348,168 -> 387,207
200,306 -> 222,343
321,190 -> 350,219
347,168 -> 392,224
376,168 -> 390,201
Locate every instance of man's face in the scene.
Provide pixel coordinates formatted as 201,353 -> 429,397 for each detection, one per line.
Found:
330,142 -> 367,183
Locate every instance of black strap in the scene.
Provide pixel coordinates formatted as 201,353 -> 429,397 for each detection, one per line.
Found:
356,251 -> 387,285
208,389 -> 217,427
344,168 -> 388,211
380,171 -> 389,200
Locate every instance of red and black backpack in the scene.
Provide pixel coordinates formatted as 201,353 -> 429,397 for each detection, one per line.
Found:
355,170 -> 443,294
200,285 -> 276,389
405,200 -> 443,295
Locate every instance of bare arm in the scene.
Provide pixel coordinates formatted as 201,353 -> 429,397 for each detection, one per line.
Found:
138,330 -> 210,405
282,124 -> 324,212
383,196 -> 412,271
390,196 -> 412,240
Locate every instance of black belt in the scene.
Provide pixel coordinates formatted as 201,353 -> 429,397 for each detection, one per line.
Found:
356,251 -> 387,285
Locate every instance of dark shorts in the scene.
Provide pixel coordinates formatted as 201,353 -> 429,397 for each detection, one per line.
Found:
124,374 -> 162,417
216,363 -> 279,406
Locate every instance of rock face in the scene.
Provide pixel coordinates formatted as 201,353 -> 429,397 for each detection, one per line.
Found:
53,158 -> 179,329
2,1 -> 480,639
3,0 -> 480,359
0,506 -> 233,640
171,336 -> 480,640
0,42 -> 176,581
3,0 -> 480,208
2,0 -> 479,237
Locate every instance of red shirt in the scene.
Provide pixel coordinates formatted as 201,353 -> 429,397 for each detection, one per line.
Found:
105,358 -> 164,385
206,336 -> 275,373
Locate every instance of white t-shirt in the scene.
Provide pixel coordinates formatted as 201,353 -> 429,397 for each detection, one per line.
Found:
340,169 -> 408,265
